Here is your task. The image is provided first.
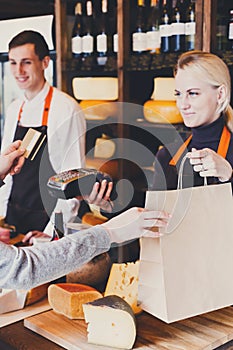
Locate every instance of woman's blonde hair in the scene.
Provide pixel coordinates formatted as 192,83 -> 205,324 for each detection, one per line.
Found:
174,50 -> 233,132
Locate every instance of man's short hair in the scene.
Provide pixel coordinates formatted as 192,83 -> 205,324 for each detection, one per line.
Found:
8,30 -> 49,60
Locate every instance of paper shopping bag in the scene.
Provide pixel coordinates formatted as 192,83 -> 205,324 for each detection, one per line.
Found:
138,181 -> 233,323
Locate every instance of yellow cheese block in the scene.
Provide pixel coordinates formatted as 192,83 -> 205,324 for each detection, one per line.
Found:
143,100 -> 183,124
80,100 -> 118,120
48,283 -> 103,319
104,261 -> 142,314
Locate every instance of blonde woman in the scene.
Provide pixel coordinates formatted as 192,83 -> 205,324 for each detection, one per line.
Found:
153,50 -> 233,190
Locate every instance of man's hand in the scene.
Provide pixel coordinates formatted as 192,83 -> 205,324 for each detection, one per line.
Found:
0,140 -> 25,180
77,180 -> 114,213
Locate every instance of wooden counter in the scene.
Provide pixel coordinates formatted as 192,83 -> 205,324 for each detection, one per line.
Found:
1,307 -> 233,349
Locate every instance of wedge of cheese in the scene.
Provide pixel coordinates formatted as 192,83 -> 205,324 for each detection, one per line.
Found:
83,295 -> 136,349
25,283 -> 50,306
104,261 -> 142,314
48,283 -> 102,319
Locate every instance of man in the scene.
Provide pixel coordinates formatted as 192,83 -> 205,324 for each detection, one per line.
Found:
0,30 -> 86,235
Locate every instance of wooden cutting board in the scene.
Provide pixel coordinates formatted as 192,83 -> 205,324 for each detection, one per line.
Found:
24,306 -> 233,350
0,298 -> 51,328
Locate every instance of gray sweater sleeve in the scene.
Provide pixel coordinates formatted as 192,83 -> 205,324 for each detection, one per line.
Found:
0,225 -> 111,290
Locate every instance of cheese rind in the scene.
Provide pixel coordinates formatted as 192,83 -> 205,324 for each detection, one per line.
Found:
83,295 -> 136,349
104,261 -> 142,314
25,283 -> 49,306
48,283 -> 103,319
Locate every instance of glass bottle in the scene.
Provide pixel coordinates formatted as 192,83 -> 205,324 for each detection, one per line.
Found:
96,0 -> 109,66
170,0 -> 185,52
54,212 -> 64,239
82,0 -> 95,69
185,0 -> 196,51
71,2 -> 83,59
228,9 -> 233,50
160,0 -> 171,53
132,0 -> 147,54
216,1 -> 228,52
146,0 -> 161,54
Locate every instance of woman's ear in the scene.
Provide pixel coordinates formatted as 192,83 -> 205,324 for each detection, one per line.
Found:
217,84 -> 227,104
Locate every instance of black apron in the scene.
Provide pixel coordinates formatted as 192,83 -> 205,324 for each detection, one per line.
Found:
5,86 -> 56,234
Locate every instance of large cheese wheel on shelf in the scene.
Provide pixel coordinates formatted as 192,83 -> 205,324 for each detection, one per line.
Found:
79,100 -> 118,120
83,295 -> 136,349
73,77 -> 118,101
48,283 -> 102,319
143,99 -> 183,124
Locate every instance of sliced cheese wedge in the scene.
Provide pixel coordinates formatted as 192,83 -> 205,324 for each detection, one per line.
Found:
104,261 -> 142,314
83,295 -> 136,349
48,283 -> 102,319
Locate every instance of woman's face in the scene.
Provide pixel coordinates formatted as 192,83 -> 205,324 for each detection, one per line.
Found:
174,68 -> 221,128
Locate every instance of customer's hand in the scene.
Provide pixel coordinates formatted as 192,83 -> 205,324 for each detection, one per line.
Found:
22,231 -> 51,245
0,227 -> 10,244
187,147 -> 232,182
0,140 -> 25,180
102,207 -> 171,244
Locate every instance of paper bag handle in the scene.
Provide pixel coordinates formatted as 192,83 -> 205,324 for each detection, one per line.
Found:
177,154 -> 207,189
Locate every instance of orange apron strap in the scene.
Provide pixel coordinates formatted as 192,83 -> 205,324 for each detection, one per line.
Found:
17,101 -> 25,122
217,125 -> 231,158
169,134 -> 192,166
42,86 -> 53,126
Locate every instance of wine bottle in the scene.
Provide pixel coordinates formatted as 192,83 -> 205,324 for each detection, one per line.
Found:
132,0 -> 147,54
96,0 -> 108,66
82,0 -> 94,68
228,9 -> 233,50
170,0 -> 185,52
185,0 -> 196,51
54,212 -> 64,239
159,0 -> 171,53
71,2 -> 83,59
146,0 -> 161,54
216,1 -> 228,52
111,0 -> 118,55
108,0 -> 118,70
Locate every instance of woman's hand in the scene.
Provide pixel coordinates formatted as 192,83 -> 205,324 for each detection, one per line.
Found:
0,227 -> 10,244
22,231 -> 51,245
102,207 -> 171,244
187,147 -> 232,182
83,180 -> 113,213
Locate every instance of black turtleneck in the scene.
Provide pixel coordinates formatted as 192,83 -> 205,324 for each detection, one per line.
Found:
153,115 -> 233,191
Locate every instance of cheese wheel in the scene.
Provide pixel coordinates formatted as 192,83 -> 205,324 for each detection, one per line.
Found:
144,100 -> 183,124
79,100 -> 118,120
104,261 -> 142,314
48,283 -> 103,319
83,295 -> 136,349
72,77 -> 118,101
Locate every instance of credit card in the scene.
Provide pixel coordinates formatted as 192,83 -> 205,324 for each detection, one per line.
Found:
21,128 -> 46,160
